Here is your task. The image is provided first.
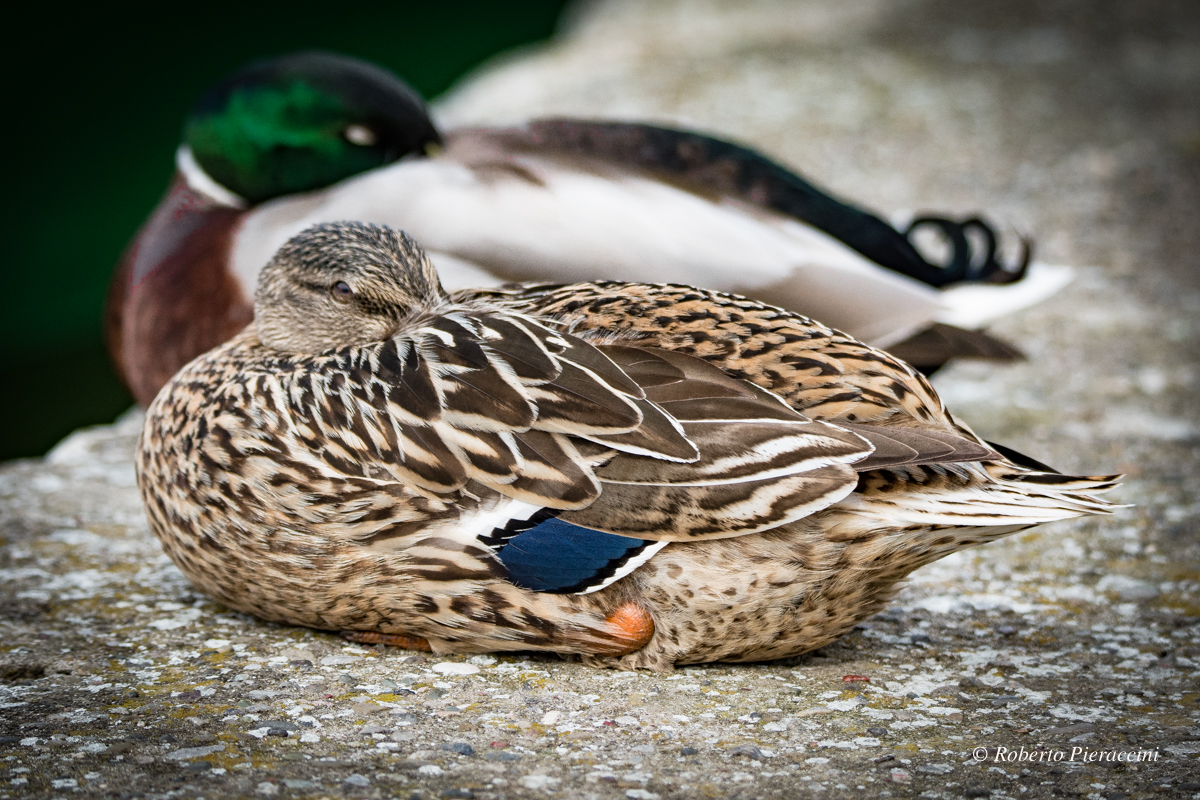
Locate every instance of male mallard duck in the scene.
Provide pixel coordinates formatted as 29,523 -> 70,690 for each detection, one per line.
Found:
136,222 -> 1116,670
109,51 -> 1067,407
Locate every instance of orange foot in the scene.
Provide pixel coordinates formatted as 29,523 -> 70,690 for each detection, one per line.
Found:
595,602 -> 655,656
341,630 -> 432,652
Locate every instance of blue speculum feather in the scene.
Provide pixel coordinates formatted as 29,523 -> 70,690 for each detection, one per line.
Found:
492,516 -> 657,594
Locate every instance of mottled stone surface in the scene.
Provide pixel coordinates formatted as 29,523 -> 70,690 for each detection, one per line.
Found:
3,1 -> 1198,798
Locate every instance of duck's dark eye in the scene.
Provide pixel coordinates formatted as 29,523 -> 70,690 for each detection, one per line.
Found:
331,281 -> 353,303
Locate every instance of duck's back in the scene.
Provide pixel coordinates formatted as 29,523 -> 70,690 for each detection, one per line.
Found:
468,280 -> 951,430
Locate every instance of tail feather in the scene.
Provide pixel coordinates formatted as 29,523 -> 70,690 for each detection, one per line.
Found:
824,461 -> 1121,538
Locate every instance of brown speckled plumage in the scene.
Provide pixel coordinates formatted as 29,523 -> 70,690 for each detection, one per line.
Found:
137,222 -> 1118,670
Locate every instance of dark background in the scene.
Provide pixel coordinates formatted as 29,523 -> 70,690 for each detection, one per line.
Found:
0,2 -> 569,461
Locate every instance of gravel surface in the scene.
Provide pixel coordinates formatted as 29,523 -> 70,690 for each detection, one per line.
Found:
3,1 -> 1198,798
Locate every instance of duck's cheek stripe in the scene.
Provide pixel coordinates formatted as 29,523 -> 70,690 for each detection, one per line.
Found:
492,516 -> 666,595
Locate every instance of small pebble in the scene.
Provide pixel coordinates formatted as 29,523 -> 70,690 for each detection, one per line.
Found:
433,662 -> 480,676
265,720 -> 298,735
680,746 -> 699,756
320,655 -> 356,666
440,741 -> 475,756
520,776 -> 559,790
917,763 -> 954,774
728,744 -> 764,759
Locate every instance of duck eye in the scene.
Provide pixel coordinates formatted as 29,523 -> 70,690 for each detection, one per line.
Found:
331,281 -> 353,303
343,124 -> 377,146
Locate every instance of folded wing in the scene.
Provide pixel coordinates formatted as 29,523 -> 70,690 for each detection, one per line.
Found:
290,311 -> 1007,549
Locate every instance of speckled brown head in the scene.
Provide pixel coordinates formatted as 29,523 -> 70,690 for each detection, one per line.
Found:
254,221 -> 449,353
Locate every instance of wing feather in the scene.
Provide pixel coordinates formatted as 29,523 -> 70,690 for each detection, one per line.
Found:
393,422 -> 468,492
541,331 -> 646,398
561,464 -> 858,540
600,420 -> 867,486
580,397 -> 699,462
377,339 -> 442,424
597,344 -> 686,387
327,316 -> 882,534
617,347 -> 756,404
838,423 -> 1000,469
432,425 -> 523,485
523,361 -> 644,433
437,360 -> 537,430
475,316 -> 561,381
477,431 -> 600,509
654,395 -> 802,422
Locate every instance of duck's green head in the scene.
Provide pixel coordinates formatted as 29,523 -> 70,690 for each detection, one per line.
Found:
185,52 -> 440,205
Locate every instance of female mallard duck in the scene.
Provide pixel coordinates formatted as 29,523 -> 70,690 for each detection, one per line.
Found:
136,222 -> 1116,670
109,51 -> 1067,407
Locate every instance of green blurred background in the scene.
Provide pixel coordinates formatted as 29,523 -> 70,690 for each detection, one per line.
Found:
0,1 -> 569,461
